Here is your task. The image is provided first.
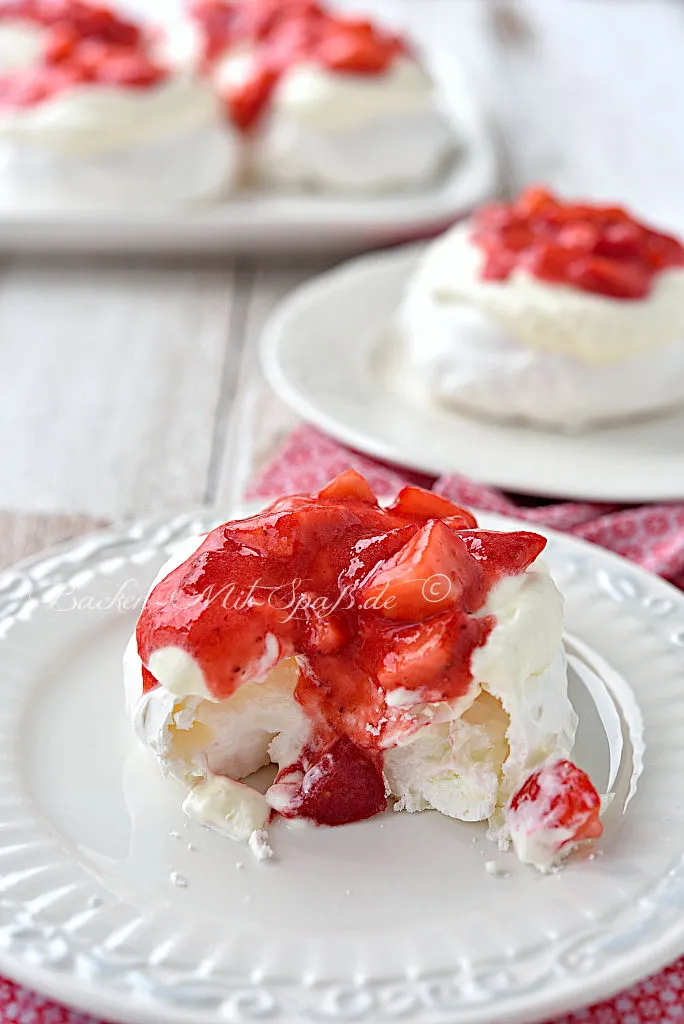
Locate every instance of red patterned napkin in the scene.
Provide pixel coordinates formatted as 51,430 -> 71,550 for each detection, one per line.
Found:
250,425 -> 684,588
252,423 -> 684,1022
6,425 -> 684,1024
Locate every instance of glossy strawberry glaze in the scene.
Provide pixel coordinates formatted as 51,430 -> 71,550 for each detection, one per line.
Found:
137,472 -> 547,828
0,1 -> 166,108
471,186 -> 684,300
190,0 -> 408,130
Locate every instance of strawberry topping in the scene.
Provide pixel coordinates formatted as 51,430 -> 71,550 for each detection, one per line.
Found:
137,472 -> 547,828
190,0 -> 407,130
0,0 -> 166,108
471,185 -> 684,300
508,759 -> 603,860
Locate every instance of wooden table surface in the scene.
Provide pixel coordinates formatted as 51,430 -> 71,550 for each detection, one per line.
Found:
1,0 -> 682,565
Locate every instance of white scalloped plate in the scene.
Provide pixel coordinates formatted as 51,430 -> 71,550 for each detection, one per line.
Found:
261,247 -> 684,501
0,507 -> 682,1024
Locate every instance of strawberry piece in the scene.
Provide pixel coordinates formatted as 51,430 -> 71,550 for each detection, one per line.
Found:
508,760 -> 603,854
500,222 -> 536,252
44,23 -> 80,63
375,609 -> 492,698
592,220 -> 642,260
643,230 -> 684,270
141,665 -> 158,694
359,520 -> 483,621
557,223 -> 600,251
96,50 -> 165,88
69,5 -> 141,46
567,256 -> 649,299
318,469 -> 377,505
304,606 -> 348,655
318,28 -> 388,74
459,530 -> 546,579
523,243 -> 572,282
515,185 -> 556,218
481,249 -> 517,280
279,738 -> 387,826
388,485 -> 477,528
226,65 -> 278,130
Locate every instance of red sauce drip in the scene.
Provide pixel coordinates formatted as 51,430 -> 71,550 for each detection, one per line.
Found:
276,738 -> 387,826
190,0 -> 408,131
0,1 -> 167,108
471,185 -> 684,300
137,472 -> 547,828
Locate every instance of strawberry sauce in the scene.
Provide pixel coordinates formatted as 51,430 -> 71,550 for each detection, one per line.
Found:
0,1 -> 166,108
137,472 -> 546,828
190,0 -> 407,130
471,186 -> 684,300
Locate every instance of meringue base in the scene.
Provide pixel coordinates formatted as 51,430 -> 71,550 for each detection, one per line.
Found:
0,122 -> 242,208
251,108 -> 455,194
125,544 -> 575,856
399,278 -> 684,431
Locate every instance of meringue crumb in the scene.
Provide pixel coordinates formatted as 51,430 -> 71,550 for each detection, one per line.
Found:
170,871 -> 188,888
485,861 -> 509,878
187,843 -> 196,852
236,861 -> 245,871
88,896 -> 103,909
169,831 -> 181,840
249,829 -> 273,862
345,889 -> 352,896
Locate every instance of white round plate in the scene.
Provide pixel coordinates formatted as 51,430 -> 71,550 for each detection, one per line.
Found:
261,246 -> 684,502
0,506 -> 683,1024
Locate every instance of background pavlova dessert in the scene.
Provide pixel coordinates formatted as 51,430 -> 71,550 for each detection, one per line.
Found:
399,186 -> 684,429
124,470 -> 602,871
0,0 -> 241,205
188,0 -> 455,193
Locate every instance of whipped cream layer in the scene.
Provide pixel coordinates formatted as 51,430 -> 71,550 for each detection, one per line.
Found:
400,266 -> 684,429
124,529 -> 575,850
0,19 -> 45,71
0,74 -> 242,202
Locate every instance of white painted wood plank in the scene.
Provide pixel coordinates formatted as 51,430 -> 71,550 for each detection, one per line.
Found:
370,0 -> 684,226
0,258 -> 237,519
496,0 -> 684,228
4,0 -> 684,523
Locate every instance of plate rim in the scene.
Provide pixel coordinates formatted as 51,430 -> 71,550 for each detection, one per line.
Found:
0,506 -> 684,1024
260,245 -> 684,502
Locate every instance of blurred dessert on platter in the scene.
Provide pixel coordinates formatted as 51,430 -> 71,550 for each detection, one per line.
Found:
399,186 -> 684,429
0,0 -> 240,205
125,470 -> 603,871
183,0 -> 456,193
